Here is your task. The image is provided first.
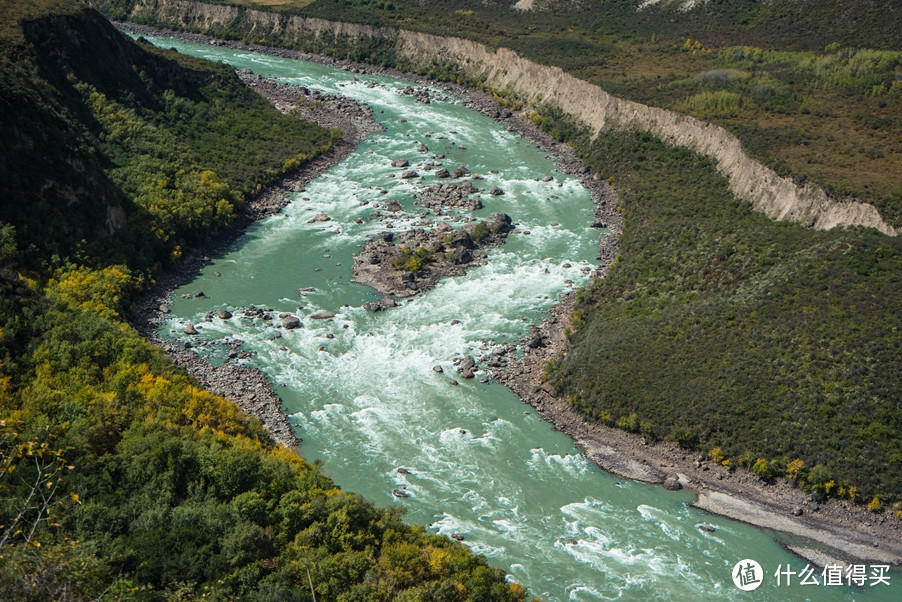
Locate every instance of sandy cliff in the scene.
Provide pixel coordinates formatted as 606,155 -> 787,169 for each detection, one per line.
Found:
128,0 -> 896,235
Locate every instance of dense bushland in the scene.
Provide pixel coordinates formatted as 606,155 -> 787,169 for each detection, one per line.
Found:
0,265 -> 523,599
538,118 -> 902,506
2,1 -> 337,271
0,1 -> 526,599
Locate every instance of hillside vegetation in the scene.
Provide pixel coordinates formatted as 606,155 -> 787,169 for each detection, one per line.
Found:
0,1 -> 525,599
542,122 -> 902,505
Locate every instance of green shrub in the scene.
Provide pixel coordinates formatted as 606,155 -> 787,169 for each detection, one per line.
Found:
671,426 -> 698,450
470,222 -> 490,242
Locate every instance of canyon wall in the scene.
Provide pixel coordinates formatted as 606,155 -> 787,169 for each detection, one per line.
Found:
128,0 -> 896,235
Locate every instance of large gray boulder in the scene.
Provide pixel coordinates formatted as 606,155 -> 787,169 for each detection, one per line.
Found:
282,315 -> 301,329
485,213 -> 513,234
663,473 -> 682,491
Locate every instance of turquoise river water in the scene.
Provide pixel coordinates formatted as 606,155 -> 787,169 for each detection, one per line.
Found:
146,36 -> 898,601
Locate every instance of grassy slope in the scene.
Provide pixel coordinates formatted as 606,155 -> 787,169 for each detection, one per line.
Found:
2,1 -> 336,270
0,1 -> 525,599
546,127 -> 902,503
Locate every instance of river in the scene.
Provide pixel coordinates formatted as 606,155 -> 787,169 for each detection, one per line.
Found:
143,35 -> 896,601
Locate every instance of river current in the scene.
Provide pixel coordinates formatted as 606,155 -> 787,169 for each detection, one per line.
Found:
145,36 -> 896,601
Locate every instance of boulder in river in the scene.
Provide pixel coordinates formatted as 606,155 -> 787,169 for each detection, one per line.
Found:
217,310 -> 233,320
282,315 -> 301,329
484,212 -> 513,234
184,324 -> 198,335
391,158 -> 409,167
453,247 -> 473,265
401,170 -> 419,179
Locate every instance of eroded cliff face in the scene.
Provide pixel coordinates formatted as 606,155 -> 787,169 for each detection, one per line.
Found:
129,0 -> 896,235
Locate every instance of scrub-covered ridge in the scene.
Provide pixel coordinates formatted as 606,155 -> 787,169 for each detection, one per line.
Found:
0,1 -> 525,599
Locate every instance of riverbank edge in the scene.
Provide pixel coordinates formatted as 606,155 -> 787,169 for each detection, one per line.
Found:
123,24 -> 902,569
128,26 -> 385,448
497,291 -> 902,568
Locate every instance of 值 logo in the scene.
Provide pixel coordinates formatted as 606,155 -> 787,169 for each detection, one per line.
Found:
732,559 -> 763,591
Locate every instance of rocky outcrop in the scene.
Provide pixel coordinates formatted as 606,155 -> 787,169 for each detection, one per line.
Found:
123,0 -> 896,235
351,215 -> 513,299
166,341 -> 301,448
